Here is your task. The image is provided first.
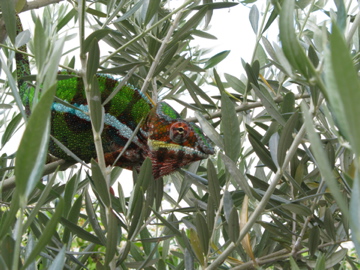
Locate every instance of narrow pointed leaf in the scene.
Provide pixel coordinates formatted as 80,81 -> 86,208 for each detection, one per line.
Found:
48,246 -> 66,270
62,194 -> 83,244
23,198 -> 64,269
181,73 -> 215,106
184,248 -> 194,270
220,153 -> 253,199
98,62 -> 147,75
221,92 -> 241,162
189,2 -> 238,10
153,44 -> 179,77
281,92 -> 295,120
135,157 -> 153,192
57,8 -> 77,31
144,0 -> 160,25
0,198 -> 19,240
245,62 -> 260,89
195,213 -> 209,255
309,226 -> 320,257
85,191 -> 106,245
279,0 -> 312,78
127,193 -> 144,239
1,235 -> 15,269
63,174 -> 79,217
325,22 -> 360,157
86,39 -> 100,85
188,228 -> 204,265
152,209 -> 182,237
0,0 -> 16,44
241,195 -> 255,260
228,207 -> 240,243
277,111 -> 299,166
42,36 -> 65,92
33,18 -> 46,73
137,242 -> 160,269
207,197 -> 215,234
248,133 -> 277,172
249,5 -> 259,34
281,203 -> 312,216
91,159 -> 110,207
117,182 -> 127,215
252,84 -> 285,126
1,113 -> 22,147
113,0 -> 145,22
204,50 -> 230,69
301,102 -> 349,219
192,30 -> 217,39
15,84 -> 56,205
289,257 -> 301,270
89,76 -> 104,133
170,7 -> 208,46
23,170 -> 58,229
223,190 -> 233,223
324,248 -> 348,268
82,29 -> 114,53
60,218 -> 103,245
207,160 -> 221,208
105,212 -> 119,265
224,73 -> 246,94
350,171 -> 360,255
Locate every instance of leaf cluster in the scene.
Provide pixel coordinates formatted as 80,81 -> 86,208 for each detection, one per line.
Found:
0,0 -> 359,269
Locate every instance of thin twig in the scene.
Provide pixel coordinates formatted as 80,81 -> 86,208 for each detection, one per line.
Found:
1,159 -> 76,192
140,9 -> 183,94
291,95 -> 326,255
185,93 -> 310,123
207,123 -> 308,269
78,0 -> 107,173
346,10 -> 360,45
207,92 -> 322,269
100,0 -> 194,66
231,238 -> 351,270
20,0 -> 64,12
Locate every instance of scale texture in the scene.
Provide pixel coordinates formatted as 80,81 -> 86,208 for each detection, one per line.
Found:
16,20 -> 214,179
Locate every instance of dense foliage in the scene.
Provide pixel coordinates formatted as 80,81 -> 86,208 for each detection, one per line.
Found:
0,0 -> 359,269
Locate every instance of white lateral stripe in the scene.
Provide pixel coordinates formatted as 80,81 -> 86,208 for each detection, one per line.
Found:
52,102 -> 142,147
148,139 -> 208,158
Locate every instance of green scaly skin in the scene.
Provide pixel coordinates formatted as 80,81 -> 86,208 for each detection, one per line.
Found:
16,17 -> 214,179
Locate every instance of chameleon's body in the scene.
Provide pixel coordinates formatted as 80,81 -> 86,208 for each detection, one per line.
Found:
16,21 -> 214,179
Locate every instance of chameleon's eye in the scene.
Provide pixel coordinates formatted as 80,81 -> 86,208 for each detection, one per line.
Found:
170,122 -> 189,143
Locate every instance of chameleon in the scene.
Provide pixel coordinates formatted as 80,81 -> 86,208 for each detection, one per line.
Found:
15,19 -> 214,179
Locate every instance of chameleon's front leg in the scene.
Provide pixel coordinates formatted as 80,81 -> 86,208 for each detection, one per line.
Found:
103,147 -> 145,172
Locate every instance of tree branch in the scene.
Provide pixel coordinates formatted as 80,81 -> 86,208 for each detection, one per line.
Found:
20,0 -> 65,13
186,93 -> 310,123
140,7 -> 183,97
1,159 -> 76,192
207,123 -> 308,269
231,239 -> 350,270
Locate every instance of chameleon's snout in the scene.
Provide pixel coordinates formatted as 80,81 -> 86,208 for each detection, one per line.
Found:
189,122 -> 215,156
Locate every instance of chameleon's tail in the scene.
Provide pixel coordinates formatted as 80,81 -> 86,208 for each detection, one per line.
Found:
15,15 -> 31,109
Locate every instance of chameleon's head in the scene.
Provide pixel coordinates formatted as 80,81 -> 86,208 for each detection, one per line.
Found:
145,102 -> 215,178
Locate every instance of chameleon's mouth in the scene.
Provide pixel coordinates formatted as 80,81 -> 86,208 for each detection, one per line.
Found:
195,135 -> 215,155
188,122 -> 215,155
148,139 -> 210,158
